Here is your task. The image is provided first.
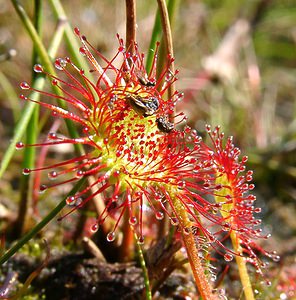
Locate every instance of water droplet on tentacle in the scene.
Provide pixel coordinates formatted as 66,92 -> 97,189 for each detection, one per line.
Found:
177,180 -> 186,189
76,170 -> 84,178
16,142 -> 24,150
222,222 -> 231,232
106,231 -> 115,242
39,184 -> 48,194
48,132 -> 58,140
129,216 -> 137,226
33,64 -> 43,73
269,251 -> 280,262
155,211 -> 164,220
54,58 -> 67,70
48,171 -> 58,180
90,223 -> 98,233
74,27 -> 80,36
183,227 -> 191,235
224,253 -> 233,262
66,196 -> 76,205
170,217 -> 179,226
79,47 -> 87,56
138,236 -> 144,244
20,82 -> 30,90
82,126 -> 90,134
22,168 -> 31,175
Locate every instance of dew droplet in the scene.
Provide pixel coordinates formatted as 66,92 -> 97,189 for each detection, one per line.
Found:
74,27 -> 80,36
33,64 -> 43,73
272,254 -> 280,262
265,280 -> 272,287
183,227 -> 191,235
222,222 -> 231,232
118,45 -> 125,52
76,170 -> 84,178
54,58 -> 67,70
39,184 -> 47,194
22,168 -> 31,175
224,253 -> 233,262
82,126 -> 90,134
48,171 -> 58,180
90,223 -> 98,233
106,231 -> 115,242
205,124 -> 211,133
66,196 -> 76,205
113,170 -> 120,177
208,235 -> 216,244
129,216 -> 137,225
154,193 -> 162,202
170,217 -> 179,226
138,236 -> 144,244
19,94 -> 27,100
20,82 -> 30,90
48,132 -> 57,139
254,207 -> 262,213
216,288 -> 227,299
15,141 -> 24,150
177,180 -> 186,189
253,219 -> 262,225
155,211 -> 164,220
79,47 -> 87,56
165,73 -> 172,82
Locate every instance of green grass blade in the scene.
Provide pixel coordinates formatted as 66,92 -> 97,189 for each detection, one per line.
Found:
11,0 -> 84,154
48,0 -> 91,72
0,83 -> 43,178
146,7 -> 162,73
0,3 -> 66,179
0,71 -> 20,123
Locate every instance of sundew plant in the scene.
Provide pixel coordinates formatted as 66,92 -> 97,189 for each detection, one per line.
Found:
0,1 -> 288,300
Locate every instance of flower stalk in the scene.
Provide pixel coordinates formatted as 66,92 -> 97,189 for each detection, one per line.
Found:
172,195 -> 217,300
135,233 -> 152,300
125,0 -> 137,52
156,0 -> 176,104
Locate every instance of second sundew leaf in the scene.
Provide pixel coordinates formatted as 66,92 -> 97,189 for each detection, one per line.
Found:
215,173 -> 256,300
209,125 -> 280,299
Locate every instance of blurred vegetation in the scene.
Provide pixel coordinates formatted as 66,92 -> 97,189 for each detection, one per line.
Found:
0,0 -> 295,299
